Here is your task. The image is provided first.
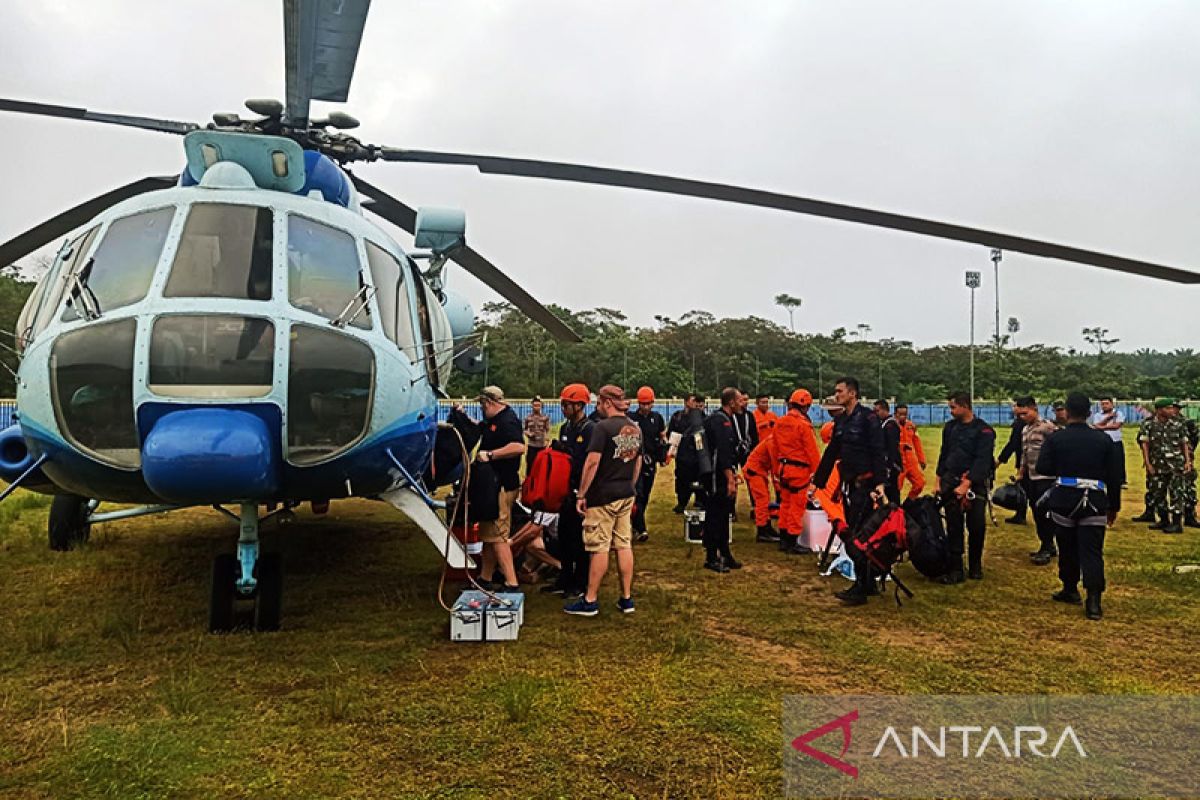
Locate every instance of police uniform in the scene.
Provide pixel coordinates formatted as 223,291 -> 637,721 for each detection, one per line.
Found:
813,402 -> 888,601
1035,420 -> 1124,619
627,406 -> 666,536
702,408 -> 740,570
549,414 -> 596,595
1020,416 -> 1059,562
936,415 -> 996,582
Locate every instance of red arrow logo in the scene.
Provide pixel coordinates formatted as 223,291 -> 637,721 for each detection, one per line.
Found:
791,709 -> 859,779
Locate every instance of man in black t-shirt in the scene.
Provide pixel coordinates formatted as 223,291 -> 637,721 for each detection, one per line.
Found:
471,385 -> 525,591
565,385 -> 642,616
936,391 -> 997,584
542,382 -> 596,598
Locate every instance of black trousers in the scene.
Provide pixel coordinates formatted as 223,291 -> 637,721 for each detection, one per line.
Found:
942,492 -> 987,570
675,462 -> 708,509
703,489 -> 734,562
633,463 -> 657,533
841,478 -> 878,595
1055,522 -> 1106,593
554,501 -> 589,593
1022,478 -> 1057,553
525,445 -> 545,474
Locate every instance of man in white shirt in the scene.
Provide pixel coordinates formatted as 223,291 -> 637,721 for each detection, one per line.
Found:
1090,398 -> 1124,443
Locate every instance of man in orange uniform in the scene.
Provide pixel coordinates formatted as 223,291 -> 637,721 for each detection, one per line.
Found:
773,388 -> 821,553
752,395 -> 778,439
743,434 -> 780,542
894,403 -> 927,501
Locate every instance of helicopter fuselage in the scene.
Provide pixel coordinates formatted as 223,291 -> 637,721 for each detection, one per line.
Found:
14,160 -> 454,506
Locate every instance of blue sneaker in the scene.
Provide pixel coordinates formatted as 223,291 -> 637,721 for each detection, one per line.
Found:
616,596 -> 635,614
563,598 -> 599,617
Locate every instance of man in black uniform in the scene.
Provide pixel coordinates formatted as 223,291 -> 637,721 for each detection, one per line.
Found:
874,399 -> 903,504
628,386 -> 667,542
1035,392 -> 1124,620
667,393 -> 708,512
813,377 -> 889,605
542,383 -> 596,598
936,392 -> 996,584
702,387 -> 743,573
996,401 -> 1028,524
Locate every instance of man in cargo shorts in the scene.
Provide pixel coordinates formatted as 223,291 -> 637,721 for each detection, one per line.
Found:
564,385 -> 643,616
473,385 -> 526,591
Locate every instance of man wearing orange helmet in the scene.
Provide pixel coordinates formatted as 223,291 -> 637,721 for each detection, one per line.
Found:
894,403 -> 927,501
773,388 -> 821,553
628,386 -> 667,542
542,383 -> 596,598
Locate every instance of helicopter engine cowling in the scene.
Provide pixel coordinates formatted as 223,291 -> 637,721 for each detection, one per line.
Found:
440,290 -> 475,342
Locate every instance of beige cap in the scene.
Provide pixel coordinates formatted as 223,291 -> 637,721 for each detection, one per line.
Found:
478,385 -> 505,403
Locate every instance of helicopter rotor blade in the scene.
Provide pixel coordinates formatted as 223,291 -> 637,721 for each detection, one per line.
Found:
283,0 -> 372,128
350,175 -> 583,343
376,148 -> 1200,284
0,98 -> 199,135
0,176 -> 177,269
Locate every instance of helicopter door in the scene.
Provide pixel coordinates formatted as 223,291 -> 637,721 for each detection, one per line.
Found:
406,261 -> 441,389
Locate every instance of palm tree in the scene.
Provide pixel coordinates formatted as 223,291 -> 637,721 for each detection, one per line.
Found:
774,293 -> 802,332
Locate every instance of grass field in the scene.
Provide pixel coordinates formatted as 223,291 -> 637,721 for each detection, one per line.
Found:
1,428 -> 1197,799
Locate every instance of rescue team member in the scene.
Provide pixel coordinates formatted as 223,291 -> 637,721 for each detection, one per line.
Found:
996,401 -> 1028,524
773,388 -> 821,553
1035,393 -> 1124,620
473,385 -> 526,591
813,377 -> 888,605
893,404 -> 927,501
936,392 -> 996,584
702,387 -> 744,572
522,396 -> 551,473
874,399 -> 903,503
753,395 -> 779,439
667,393 -> 708,512
1014,396 -> 1059,565
628,386 -> 667,542
542,383 -> 596,598
566,385 -> 643,616
743,434 -> 780,542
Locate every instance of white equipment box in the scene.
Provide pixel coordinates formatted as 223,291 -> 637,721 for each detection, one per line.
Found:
682,509 -> 732,544
450,591 -> 524,642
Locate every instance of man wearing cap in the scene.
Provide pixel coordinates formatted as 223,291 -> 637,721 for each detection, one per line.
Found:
628,386 -> 667,542
1139,398 -> 1192,534
773,388 -> 821,553
542,383 -> 595,598
565,385 -> 642,616
473,386 -> 526,590
813,377 -> 890,604
1052,401 -> 1069,429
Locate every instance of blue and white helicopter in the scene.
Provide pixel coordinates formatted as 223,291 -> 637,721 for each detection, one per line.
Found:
1,0 -> 1196,631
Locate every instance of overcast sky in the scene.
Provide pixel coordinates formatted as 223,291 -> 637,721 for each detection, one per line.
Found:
2,1 -> 1198,351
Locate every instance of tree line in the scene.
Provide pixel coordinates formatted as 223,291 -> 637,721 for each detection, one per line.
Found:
448,301 -> 1200,403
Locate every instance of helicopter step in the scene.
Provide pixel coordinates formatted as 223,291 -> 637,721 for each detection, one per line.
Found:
380,485 -> 473,570
209,502 -> 281,633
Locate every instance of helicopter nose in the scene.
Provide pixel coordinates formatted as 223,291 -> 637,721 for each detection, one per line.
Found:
142,408 -> 278,504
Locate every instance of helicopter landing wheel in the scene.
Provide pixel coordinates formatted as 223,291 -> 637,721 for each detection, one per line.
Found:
208,553 -> 238,633
48,494 -> 92,551
253,553 -> 283,632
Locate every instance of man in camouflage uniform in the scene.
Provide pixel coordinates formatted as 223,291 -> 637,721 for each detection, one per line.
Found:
1183,410 -> 1199,528
1138,398 -> 1193,534
1130,409 -> 1158,523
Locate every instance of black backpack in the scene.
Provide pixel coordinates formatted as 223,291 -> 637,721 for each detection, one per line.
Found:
902,496 -> 951,579
991,482 -> 1027,512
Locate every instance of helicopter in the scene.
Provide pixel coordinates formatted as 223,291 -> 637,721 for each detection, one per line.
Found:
1,0 -> 1198,633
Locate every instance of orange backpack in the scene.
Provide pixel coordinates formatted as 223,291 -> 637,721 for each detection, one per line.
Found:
521,447 -> 573,512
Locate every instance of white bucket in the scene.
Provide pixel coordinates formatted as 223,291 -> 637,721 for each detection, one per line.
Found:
799,507 -> 840,554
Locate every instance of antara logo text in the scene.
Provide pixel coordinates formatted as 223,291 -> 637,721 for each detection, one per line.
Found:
792,710 -> 1087,779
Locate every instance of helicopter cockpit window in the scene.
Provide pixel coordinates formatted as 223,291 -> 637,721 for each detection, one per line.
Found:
287,324 -> 374,465
33,226 -> 98,336
164,205 -> 273,300
148,315 -> 275,398
287,215 -> 370,330
50,318 -> 140,468
62,208 -> 173,322
364,241 -> 419,362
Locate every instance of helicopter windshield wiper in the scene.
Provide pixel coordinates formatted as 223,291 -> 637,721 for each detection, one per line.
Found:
65,258 -> 102,321
329,282 -> 374,329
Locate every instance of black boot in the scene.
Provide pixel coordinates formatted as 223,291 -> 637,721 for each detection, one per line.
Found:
1148,512 -> 1168,531
1085,591 -> 1103,620
1163,514 -> 1184,534
778,532 -> 796,552
1005,513 -> 1027,525
1185,511 -> 1200,529
1051,587 -> 1082,604
834,587 -> 868,605
939,561 -> 966,584
704,549 -> 730,573
1130,508 -> 1157,523
756,524 -> 780,543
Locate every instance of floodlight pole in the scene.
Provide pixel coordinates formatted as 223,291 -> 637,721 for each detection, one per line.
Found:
966,271 -> 981,400
991,249 -> 1002,349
